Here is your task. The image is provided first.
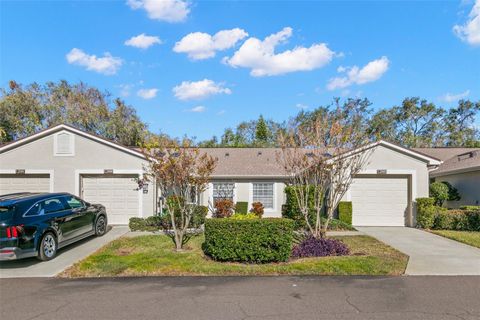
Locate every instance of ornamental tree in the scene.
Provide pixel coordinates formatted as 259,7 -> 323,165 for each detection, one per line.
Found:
277,99 -> 371,238
142,138 -> 217,251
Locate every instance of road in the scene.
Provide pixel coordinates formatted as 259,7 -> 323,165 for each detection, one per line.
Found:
0,276 -> 479,320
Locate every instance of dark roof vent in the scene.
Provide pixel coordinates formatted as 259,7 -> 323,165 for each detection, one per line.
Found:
257,151 -> 262,156
458,151 -> 477,161
225,152 -> 230,157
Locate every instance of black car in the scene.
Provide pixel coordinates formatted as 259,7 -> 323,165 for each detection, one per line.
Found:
0,192 -> 107,261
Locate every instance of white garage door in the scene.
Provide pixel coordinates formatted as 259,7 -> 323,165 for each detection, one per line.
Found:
0,174 -> 50,195
350,177 -> 409,226
81,174 -> 140,225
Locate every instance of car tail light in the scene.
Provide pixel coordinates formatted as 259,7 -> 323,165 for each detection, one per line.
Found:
5,225 -> 23,239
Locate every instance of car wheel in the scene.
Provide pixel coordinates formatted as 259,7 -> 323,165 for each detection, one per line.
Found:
95,215 -> 107,236
38,232 -> 57,261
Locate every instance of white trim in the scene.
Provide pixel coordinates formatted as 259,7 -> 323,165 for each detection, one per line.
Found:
0,124 -> 146,159
53,130 -> 75,157
75,169 -> 143,219
0,169 -> 54,192
328,140 -> 442,166
249,181 -> 277,213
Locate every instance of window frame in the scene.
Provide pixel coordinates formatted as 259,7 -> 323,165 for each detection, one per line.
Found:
250,182 -> 276,212
210,182 -> 236,204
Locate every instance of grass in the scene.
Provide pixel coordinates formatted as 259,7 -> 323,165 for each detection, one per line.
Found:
430,230 -> 480,248
61,234 -> 408,277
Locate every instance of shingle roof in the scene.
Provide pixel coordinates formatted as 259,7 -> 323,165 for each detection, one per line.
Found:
412,147 -> 478,161
198,148 -> 286,177
425,149 -> 480,176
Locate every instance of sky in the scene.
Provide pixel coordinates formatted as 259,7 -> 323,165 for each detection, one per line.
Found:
1,0 -> 479,140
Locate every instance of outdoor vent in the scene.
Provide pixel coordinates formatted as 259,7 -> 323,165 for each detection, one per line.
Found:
225,152 -> 230,157
258,151 -> 262,156
458,151 -> 477,161
54,132 -> 74,156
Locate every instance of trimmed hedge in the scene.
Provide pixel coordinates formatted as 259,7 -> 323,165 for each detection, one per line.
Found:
416,198 -> 436,229
415,197 -> 480,231
235,202 -> 249,214
129,205 -> 208,231
338,201 -> 352,225
433,210 -> 480,231
202,218 -> 294,263
283,185 -> 318,229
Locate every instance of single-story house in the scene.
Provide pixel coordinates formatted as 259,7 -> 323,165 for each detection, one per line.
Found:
413,147 -> 480,208
0,124 -> 443,227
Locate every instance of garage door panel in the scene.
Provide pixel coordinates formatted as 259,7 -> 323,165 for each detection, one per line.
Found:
0,174 -> 50,194
81,175 -> 139,225
351,177 -> 408,227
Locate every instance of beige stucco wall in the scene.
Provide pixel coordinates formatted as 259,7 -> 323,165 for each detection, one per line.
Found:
435,171 -> 480,208
0,130 -> 155,217
200,178 -> 286,218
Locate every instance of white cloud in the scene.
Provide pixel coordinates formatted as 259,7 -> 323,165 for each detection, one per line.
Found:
173,28 -> 248,60
326,56 -> 390,91
66,48 -> 122,75
439,90 -> 470,103
173,79 -> 232,100
137,88 -> 158,99
453,0 -> 480,46
188,106 -> 206,113
126,0 -> 190,22
296,103 -> 309,109
125,33 -> 162,49
217,110 -> 226,115
223,27 -> 335,77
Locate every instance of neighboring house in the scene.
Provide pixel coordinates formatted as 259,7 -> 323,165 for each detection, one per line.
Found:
0,124 -> 441,227
414,147 -> 480,208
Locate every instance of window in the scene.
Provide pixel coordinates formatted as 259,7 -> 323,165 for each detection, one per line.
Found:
65,196 -> 85,209
253,183 -> 274,209
212,182 -> 235,203
54,132 -> 74,156
25,198 -> 66,216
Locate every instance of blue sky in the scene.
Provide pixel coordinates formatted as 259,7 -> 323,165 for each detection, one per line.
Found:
1,0 -> 479,140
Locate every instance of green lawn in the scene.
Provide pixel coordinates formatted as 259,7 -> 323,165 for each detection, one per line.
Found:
61,234 -> 408,277
430,230 -> 480,248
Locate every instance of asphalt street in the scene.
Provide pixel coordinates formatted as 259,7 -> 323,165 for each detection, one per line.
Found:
1,276 -> 479,320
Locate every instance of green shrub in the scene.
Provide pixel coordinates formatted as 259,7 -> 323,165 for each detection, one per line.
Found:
202,218 -> 294,263
460,205 -> 480,211
433,209 -> 480,231
129,205 -> 208,232
129,216 -> 163,231
442,181 -> 461,202
191,205 -> 208,228
324,218 -> 356,231
430,182 -> 450,206
230,213 -> 259,220
415,198 -> 436,229
235,201 -> 249,214
283,185 -> 321,229
338,201 -> 352,225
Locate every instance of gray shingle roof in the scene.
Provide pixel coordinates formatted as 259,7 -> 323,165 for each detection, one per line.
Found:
198,148 -> 286,177
414,147 -> 480,176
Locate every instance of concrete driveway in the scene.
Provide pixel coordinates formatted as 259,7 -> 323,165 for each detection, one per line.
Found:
356,227 -> 480,275
0,226 -> 129,278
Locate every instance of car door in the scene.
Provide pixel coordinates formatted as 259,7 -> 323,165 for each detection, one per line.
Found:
38,197 -> 76,242
63,195 -> 95,237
